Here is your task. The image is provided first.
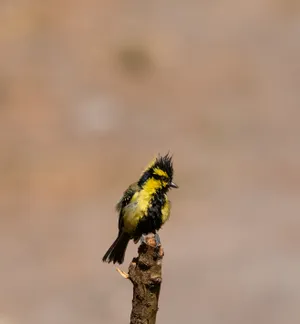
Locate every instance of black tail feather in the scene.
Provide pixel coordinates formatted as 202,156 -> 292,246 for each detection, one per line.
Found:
102,232 -> 130,264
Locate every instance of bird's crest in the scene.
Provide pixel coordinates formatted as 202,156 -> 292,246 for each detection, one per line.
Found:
138,153 -> 174,186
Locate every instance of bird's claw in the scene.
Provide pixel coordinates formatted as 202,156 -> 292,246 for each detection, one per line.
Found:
154,233 -> 161,246
140,233 -> 161,247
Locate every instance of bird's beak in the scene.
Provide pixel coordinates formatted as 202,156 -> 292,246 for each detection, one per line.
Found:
170,182 -> 179,189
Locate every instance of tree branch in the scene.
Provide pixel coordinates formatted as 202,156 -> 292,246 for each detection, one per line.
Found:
117,234 -> 164,324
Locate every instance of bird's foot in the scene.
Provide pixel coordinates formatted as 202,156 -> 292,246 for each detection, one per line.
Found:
140,233 -> 161,247
154,232 -> 161,247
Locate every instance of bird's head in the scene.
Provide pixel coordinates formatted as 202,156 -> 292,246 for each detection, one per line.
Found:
138,153 -> 178,192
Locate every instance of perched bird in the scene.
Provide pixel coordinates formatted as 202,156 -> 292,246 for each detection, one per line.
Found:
102,153 -> 178,264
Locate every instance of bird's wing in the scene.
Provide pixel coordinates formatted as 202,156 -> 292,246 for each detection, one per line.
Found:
116,182 -> 140,230
116,182 -> 139,211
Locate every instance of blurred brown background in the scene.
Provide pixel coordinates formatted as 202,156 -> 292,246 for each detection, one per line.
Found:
1,1 -> 300,323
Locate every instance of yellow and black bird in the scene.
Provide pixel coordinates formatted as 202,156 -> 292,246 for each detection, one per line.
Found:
102,153 -> 178,264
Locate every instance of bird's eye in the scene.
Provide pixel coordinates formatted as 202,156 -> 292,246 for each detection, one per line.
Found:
153,174 -> 160,180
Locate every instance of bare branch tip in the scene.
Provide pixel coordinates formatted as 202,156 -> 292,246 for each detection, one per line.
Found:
116,267 -> 129,279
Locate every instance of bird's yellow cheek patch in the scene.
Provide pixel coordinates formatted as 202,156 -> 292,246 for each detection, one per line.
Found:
142,178 -> 162,194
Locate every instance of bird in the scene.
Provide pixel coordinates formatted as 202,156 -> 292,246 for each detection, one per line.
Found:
102,153 -> 178,264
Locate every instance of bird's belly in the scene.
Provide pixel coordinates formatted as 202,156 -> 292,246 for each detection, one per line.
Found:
122,194 -> 170,237
136,201 -> 168,235
136,214 -> 161,235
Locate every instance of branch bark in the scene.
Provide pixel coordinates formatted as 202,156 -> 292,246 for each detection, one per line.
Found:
117,234 -> 164,324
